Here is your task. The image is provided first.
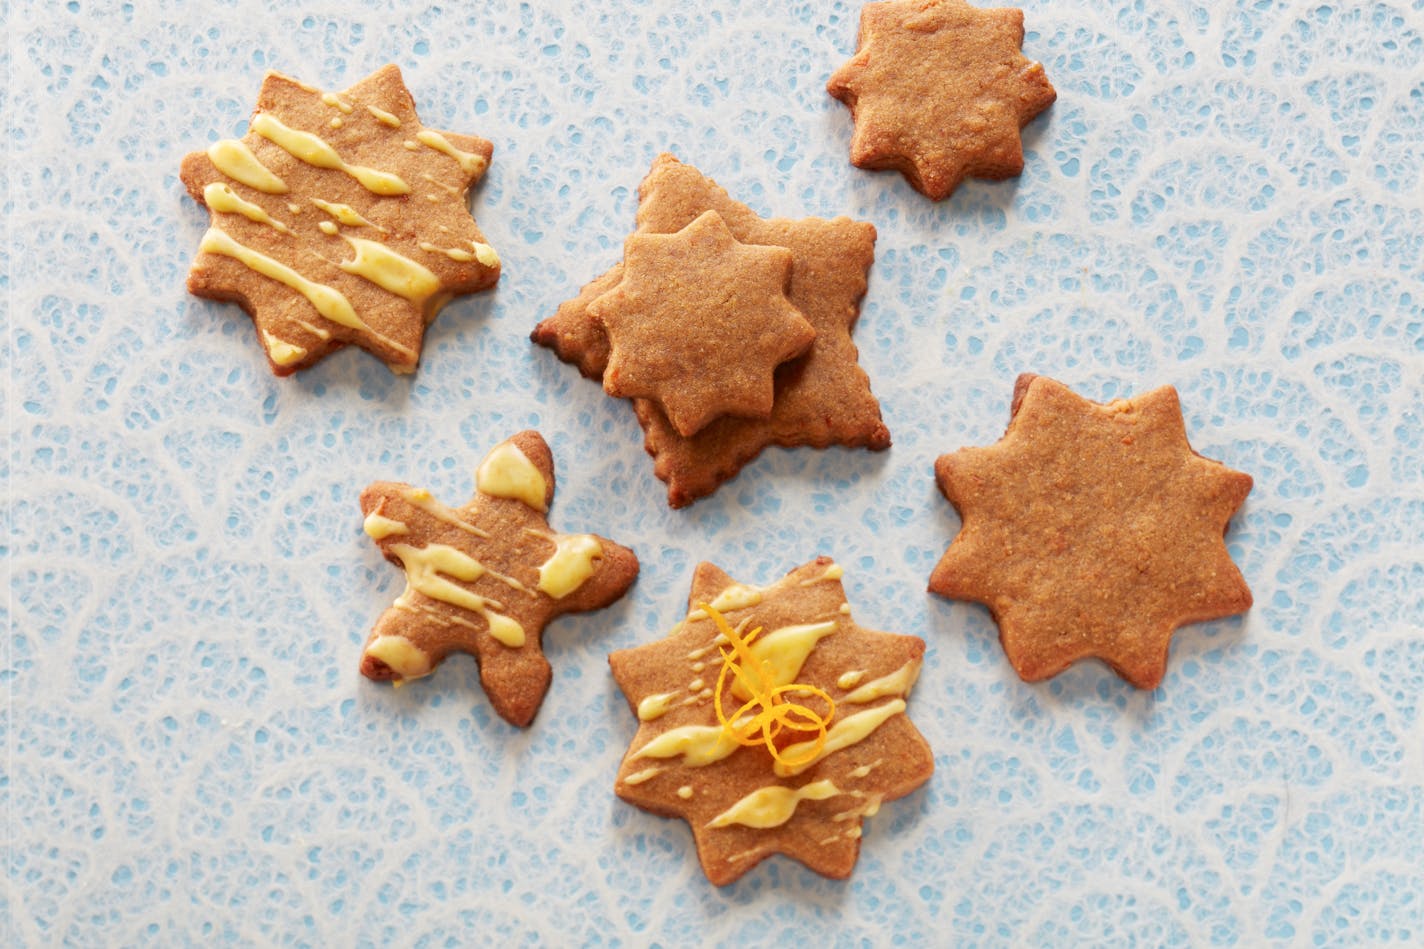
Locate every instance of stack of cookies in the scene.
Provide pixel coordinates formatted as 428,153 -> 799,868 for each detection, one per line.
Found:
533,154 -> 892,507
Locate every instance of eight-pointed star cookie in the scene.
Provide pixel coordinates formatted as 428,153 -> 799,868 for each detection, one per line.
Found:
180,64 -> 500,375
532,154 -> 889,508
827,0 -> 1056,201
359,431 -> 638,726
929,375 -> 1253,689
588,210 -> 816,438
609,557 -> 933,885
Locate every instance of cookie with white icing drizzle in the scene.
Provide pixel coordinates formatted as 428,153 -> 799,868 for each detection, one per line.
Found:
609,557 -> 933,884
180,64 -> 500,375
360,431 -> 638,727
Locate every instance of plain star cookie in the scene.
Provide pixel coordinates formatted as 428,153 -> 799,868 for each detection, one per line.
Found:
589,209 -> 815,438
827,0 -> 1056,200
609,558 -> 933,885
180,64 -> 500,375
532,154 -> 889,508
929,375 -> 1253,689
359,431 -> 638,726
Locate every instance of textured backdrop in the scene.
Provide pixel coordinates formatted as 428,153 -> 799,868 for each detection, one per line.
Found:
6,0 -> 1424,945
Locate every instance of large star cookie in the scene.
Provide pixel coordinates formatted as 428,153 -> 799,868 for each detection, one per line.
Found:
929,375 -> 1253,689
359,431 -> 638,726
827,0 -> 1056,201
180,64 -> 500,375
589,210 -> 815,437
533,154 -> 889,507
610,558 -> 933,885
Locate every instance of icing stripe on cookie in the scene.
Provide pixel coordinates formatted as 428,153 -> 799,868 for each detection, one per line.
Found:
415,129 -> 488,176
706,780 -> 841,829
632,724 -> 739,767
537,534 -> 603,598
339,237 -> 442,304
203,182 -> 292,234
251,112 -> 410,195
207,139 -> 288,194
841,660 -> 921,705
311,198 -> 381,229
260,330 -> 307,366
773,700 -> 906,778
476,442 -> 548,511
198,228 -> 361,329
388,542 -> 526,647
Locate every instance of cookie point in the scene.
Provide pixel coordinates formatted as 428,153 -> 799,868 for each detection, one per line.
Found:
361,634 -> 433,682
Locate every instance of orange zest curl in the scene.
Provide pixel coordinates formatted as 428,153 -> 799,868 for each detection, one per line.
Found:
703,603 -> 836,769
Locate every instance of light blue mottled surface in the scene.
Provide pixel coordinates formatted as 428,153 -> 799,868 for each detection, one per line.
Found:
5,0 -> 1424,945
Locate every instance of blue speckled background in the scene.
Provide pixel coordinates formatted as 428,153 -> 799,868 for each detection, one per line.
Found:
6,0 -> 1424,944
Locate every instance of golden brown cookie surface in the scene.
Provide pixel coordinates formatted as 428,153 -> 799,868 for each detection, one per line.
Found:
589,209 -> 815,438
359,431 -> 638,727
532,154 -> 889,507
180,64 -> 500,375
610,558 -> 933,885
827,0 -> 1056,201
929,375 -> 1253,689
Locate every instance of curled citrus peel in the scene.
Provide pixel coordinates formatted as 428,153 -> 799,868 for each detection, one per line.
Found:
704,603 -> 835,769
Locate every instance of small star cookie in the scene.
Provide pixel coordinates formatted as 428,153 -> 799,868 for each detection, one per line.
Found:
610,558 -> 933,885
929,375 -> 1253,689
533,154 -> 889,507
359,431 -> 638,726
589,210 -> 815,437
180,64 -> 500,375
827,0 -> 1056,200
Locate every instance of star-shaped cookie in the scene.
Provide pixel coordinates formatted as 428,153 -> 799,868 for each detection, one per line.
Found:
533,154 -> 889,507
929,375 -> 1253,689
827,0 -> 1057,201
609,558 -> 933,885
180,64 -> 500,375
589,210 -> 815,437
359,431 -> 638,726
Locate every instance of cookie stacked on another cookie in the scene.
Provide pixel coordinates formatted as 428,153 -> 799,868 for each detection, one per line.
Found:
534,154 -> 890,508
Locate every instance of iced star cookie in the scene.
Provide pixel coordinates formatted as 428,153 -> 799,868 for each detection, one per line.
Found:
929,375 -> 1253,689
610,558 -> 933,884
588,210 -> 816,437
827,0 -> 1056,200
360,431 -> 638,726
533,154 -> 889,508
180,64 -> 500,375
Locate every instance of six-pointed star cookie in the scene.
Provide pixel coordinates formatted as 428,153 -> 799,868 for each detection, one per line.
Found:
827,0 -> 1056,200
181,64 -> 500,375
359,431 -> 638,726
929,375 -> 1253,689
533,154 -> 889,507
609,557 -> 933,885
588,209 -> 815,437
